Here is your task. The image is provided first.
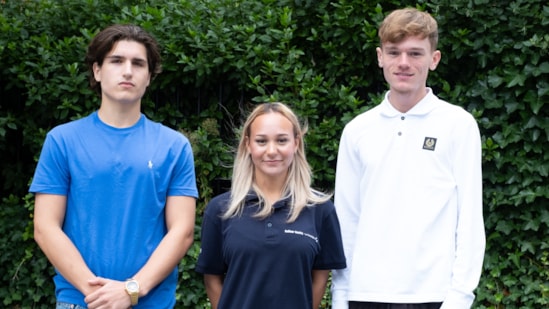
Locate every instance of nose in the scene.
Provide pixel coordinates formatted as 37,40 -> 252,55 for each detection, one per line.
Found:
123,61 -> 133,76
397,53 -> 410,66
266,141 -> 277,155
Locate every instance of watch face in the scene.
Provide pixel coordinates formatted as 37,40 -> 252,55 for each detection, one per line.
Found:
127,281 -> 139,292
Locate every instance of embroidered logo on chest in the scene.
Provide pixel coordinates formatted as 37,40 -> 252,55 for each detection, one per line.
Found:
422,137 -> 437,151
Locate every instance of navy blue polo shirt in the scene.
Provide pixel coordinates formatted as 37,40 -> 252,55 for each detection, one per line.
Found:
196,191 -> 346,309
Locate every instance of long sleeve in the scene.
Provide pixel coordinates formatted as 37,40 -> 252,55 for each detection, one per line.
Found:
441,115 -> 486,308
331,124 -> 363,309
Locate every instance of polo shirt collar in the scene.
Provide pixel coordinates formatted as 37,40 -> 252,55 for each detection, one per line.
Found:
244,191 -> 291,210
380,87 -> 438,117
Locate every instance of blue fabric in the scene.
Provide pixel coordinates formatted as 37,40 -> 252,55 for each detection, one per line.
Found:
196,191 -> 346,309
30,112 -> 198,308
56,302 -> 86,309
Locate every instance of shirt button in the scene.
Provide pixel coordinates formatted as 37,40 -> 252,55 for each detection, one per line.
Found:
267,222 -> 272,227
401,116 -> 405,120
398,132 -> 402,136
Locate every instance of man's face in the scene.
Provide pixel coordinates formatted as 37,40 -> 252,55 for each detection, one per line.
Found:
93,40 -> 151,106
376,35 -> 440,99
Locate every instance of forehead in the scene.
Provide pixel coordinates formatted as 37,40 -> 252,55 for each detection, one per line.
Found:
107,40 -> 148,60
382,35 -> 431,50
250,112 -> 294,135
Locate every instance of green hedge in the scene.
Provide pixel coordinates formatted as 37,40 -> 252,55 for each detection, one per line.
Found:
0,0 -> 547,308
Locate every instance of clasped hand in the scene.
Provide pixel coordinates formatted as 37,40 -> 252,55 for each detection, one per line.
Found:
84,277 -> 131,309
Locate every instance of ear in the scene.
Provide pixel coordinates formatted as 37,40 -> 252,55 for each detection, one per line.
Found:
376,47 -> 383,68
245,136 -> 251,153
93,62 -> 101,82
430,50 -> 441,71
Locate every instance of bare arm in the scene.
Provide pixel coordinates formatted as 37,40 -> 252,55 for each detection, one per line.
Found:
203,274 -> 223,309
33,193 -> 98,296
133,195 -> 196,295
84,195 -> 196,308
312,269 -> 330,309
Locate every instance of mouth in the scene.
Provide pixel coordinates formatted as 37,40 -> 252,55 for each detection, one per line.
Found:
395,72 -> 413,77
119,82 -> 135,87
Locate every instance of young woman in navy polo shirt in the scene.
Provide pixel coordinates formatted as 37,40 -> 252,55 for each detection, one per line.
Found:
196,102 -> 346,309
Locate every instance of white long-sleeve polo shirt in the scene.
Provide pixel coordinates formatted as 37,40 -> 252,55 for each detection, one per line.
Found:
331,89 -> 486,309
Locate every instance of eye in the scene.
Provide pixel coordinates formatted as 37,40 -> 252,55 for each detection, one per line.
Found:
277,138 -> 289,144
255,139 -> 266,145
409,51 -> 423,57
133,60 -> 146,67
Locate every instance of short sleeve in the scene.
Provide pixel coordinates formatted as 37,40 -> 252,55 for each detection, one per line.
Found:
167,134 -> 198,198
313,202 -> 347,270
195,195 -> 227,274
29,131 -> 70,195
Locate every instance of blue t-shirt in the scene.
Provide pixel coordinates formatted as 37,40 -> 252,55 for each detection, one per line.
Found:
29,112 -> 198,308
196,191 -> 346,309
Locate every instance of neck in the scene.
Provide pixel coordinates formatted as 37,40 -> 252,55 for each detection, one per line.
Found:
254,175 -> 286,203
388,88 -> 429,113
97,101 -> 141,128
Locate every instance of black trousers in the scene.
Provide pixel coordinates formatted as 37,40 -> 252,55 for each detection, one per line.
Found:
349,301 -> 442,309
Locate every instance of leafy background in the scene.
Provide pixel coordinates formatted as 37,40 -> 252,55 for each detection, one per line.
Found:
0,0 -> 547,308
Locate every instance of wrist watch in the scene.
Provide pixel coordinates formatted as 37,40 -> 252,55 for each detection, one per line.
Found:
125,279 -> 140,306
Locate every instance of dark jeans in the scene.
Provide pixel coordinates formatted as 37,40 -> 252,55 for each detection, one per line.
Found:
349,302 -> 442,309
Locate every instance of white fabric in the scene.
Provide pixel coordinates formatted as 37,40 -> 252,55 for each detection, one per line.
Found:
331,89 -> 485,309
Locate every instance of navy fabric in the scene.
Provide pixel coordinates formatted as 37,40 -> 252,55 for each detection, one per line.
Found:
196,191 -> 346,309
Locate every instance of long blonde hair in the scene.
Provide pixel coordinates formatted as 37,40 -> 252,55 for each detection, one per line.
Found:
222,102 -> 332,222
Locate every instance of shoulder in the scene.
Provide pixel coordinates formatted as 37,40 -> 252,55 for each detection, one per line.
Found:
144,117 -> 189,140
434,97 -> 477,123
341,104 -> 384,142
438,102 -> 480,137
307,198 -> 336,220
48,114 -> 94,135
142,117 -> 193,152
346,105 -> 381,127
211,191 -> 232,204
204,191 -> 232,216
319,198 -> 336,212
44,114 -> 96,147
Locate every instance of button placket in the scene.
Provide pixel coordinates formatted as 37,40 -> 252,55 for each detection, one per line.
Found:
265,220 -> 276,240
397,115 -> 406,136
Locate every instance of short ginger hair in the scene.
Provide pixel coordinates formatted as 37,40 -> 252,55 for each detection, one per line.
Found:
378,8 -> 439,51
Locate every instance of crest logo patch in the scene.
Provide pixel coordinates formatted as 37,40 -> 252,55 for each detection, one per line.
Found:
422,137 -> 437,151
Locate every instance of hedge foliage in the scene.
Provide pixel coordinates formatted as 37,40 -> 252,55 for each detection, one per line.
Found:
0,0 -> 547,308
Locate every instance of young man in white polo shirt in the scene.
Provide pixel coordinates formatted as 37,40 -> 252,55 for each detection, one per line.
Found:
331,8 -> 485,309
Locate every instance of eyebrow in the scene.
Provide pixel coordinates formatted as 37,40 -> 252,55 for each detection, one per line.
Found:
254,133 -> 291,137
385,46 -> 426,52
105,55 -> 147,63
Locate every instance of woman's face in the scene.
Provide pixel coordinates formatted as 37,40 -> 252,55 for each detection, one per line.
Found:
246,112 -> 298,184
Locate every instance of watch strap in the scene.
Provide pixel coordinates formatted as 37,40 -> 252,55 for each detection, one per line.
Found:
125,279 -> 139,306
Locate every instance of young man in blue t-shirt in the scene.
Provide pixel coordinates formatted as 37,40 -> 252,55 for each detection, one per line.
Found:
30,24 -> 198,309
